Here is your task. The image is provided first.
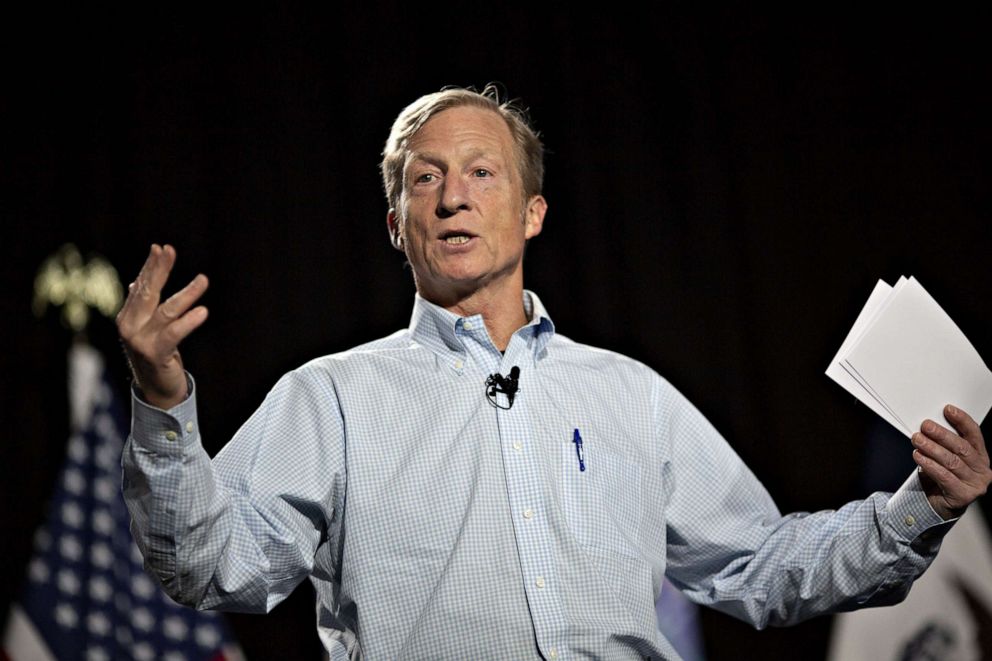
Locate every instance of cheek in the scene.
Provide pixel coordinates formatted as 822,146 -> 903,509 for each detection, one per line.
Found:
397,203 -> 424,241
401,218 -> 433,260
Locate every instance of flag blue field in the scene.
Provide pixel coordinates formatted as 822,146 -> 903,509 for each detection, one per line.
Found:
3,344 -> 241,661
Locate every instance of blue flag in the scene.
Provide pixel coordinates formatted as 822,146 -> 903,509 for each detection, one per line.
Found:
3,344 -> 241,661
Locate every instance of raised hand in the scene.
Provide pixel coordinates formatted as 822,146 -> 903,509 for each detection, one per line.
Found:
116,244 -> 209,409
912,404 -> 992,520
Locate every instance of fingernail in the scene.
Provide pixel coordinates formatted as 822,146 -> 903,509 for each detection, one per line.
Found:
947,404 -> 957,415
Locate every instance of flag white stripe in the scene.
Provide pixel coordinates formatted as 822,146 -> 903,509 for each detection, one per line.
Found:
2,604 -> 56,661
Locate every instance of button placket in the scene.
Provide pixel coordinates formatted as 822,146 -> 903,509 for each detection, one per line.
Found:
494,339 -> 568,657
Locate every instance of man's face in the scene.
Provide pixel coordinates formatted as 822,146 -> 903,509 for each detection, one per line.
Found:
388,105 -> 546,303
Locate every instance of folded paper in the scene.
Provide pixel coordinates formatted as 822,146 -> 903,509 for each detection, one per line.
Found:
827,277 -> 992,437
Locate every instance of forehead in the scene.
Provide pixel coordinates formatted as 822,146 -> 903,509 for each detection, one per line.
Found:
406,105 -> 515,162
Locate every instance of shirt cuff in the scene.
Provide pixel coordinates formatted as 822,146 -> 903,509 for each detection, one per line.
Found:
884,470 -> 957,551
130,373 -> 201,455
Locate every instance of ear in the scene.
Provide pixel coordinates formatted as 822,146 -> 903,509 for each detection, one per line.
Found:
386,209 -> 404,251
523,195 -> 547,240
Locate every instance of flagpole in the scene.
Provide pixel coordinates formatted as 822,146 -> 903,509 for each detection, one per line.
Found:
4,246 -> 242,661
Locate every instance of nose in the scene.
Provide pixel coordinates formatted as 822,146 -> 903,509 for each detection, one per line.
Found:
437,174 -> 471,217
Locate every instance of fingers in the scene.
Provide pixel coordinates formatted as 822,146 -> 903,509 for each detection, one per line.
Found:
114,244 -> 208,409
914,445 -> 990,513
143,243 -> 175,293
912,448 -> 958,498
119,244 -> 175,329
159,305 -> 209,348
913,407 -> 992,513
155,274 -> 209,326
912,418 -> 984,475
117,243 -> 209,354
943,404 -> 987,458
136,244 -> 174,306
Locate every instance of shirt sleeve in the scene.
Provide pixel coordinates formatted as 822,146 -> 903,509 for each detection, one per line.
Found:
654,376 -> 955,629
122,366 -> 346,614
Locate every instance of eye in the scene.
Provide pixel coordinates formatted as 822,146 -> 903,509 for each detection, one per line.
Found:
415,173 -> 437,184
472,168 -> 492,178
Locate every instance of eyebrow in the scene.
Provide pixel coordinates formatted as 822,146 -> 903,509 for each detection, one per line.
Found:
407,148 -> 500,168
407,153 -> 446,169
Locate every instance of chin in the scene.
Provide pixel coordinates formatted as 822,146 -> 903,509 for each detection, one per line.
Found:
430,263 -> 488,286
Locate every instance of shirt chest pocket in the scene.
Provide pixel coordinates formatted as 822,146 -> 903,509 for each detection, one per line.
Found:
560,441 -> 643,558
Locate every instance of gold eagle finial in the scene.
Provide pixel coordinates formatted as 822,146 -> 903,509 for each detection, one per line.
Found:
33,244 -> 124,332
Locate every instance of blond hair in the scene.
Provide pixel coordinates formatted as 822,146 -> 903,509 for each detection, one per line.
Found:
381,84 -> 544,210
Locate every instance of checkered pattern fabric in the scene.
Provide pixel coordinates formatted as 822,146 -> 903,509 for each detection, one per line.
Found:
123,291 -> 950,660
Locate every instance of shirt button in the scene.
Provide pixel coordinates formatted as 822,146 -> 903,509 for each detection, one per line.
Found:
512,442 -> 522,451
165,431 -> 178,442
185,421 -> 194,433
454,359 -> 464,370
523,508 -> 534,520
463,321 -> 473,330
549,649 -> 558,659
535,576 -> 545,589
904,515 -> 916,527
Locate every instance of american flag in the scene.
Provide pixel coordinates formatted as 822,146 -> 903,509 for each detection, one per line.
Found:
3,343 -> 242,661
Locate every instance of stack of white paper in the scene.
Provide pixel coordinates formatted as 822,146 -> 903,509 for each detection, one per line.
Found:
826,276 -> 992,437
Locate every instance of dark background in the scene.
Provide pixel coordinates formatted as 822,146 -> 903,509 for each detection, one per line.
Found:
4,6 -> 990,659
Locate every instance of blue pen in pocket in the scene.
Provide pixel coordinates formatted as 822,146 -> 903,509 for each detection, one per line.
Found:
572,428 -> 586,471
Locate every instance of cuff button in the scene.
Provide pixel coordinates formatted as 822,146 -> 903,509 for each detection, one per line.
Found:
165,431 -> 178,442
904,515 -> 916,527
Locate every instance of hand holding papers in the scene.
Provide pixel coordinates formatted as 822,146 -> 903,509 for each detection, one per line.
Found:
828,277 -> 992,519
826,276 -> 992,437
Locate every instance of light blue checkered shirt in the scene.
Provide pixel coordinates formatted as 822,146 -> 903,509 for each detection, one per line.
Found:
123,291 -> 950,660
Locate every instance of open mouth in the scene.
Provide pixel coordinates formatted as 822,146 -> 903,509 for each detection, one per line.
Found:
440,231 -> 475,245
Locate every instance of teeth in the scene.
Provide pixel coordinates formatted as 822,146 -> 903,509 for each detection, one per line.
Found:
445,236 -> 470,244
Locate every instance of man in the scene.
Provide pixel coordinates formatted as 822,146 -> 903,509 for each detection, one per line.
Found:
118,87 -> 991,660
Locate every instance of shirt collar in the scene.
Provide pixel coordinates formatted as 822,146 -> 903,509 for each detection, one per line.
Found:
409,289 -> 556,360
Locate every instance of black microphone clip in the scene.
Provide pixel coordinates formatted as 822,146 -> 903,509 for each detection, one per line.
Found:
485,366 -> 520,410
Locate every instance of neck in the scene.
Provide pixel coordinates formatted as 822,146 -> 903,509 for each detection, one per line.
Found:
421,279 -> 529,352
